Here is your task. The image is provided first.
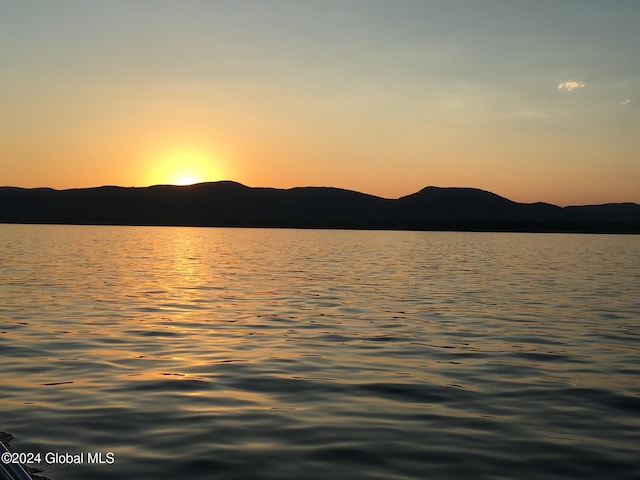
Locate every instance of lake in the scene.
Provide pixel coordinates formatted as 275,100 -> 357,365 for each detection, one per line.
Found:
1,224 -> 639,479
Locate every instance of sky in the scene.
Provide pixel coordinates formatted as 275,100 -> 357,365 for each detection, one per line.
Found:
1,0 -> 639,205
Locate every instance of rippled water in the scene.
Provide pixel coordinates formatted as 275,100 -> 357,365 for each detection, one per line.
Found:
1,224 -> 639,479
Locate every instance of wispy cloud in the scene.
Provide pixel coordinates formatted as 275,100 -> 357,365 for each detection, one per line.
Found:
621,98 -> 632,106
557,81 -> 586,92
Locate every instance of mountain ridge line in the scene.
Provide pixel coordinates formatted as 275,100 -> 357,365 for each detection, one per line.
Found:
1,181 -> 639,233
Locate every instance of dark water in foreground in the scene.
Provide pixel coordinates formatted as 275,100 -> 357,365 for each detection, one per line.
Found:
1,225 -> 639,479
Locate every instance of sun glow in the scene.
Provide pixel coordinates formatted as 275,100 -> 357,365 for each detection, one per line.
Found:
173,171 -> 201,186
143,143 -> 226,187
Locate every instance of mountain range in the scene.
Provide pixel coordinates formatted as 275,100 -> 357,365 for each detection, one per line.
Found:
1,181 -> 639,233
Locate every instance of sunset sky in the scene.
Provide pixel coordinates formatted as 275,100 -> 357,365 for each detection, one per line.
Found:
1,1 -> 639,205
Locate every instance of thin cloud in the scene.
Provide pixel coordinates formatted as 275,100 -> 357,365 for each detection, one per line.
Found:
621,99 -> 632,106
557,81 -> 586,92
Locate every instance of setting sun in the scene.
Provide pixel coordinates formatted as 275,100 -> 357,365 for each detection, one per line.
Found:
142,143 -> 227,187
173,171 -> 201,186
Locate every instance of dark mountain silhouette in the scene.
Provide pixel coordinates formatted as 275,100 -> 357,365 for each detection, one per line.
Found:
1,181 -> 639,233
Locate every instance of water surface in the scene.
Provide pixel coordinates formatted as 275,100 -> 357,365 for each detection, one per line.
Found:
1,225 -> 639,479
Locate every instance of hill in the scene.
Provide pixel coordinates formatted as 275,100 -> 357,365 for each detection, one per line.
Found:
1,182 -> 638,233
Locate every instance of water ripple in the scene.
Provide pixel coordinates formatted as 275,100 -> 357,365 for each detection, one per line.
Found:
1,226 -> 639,480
